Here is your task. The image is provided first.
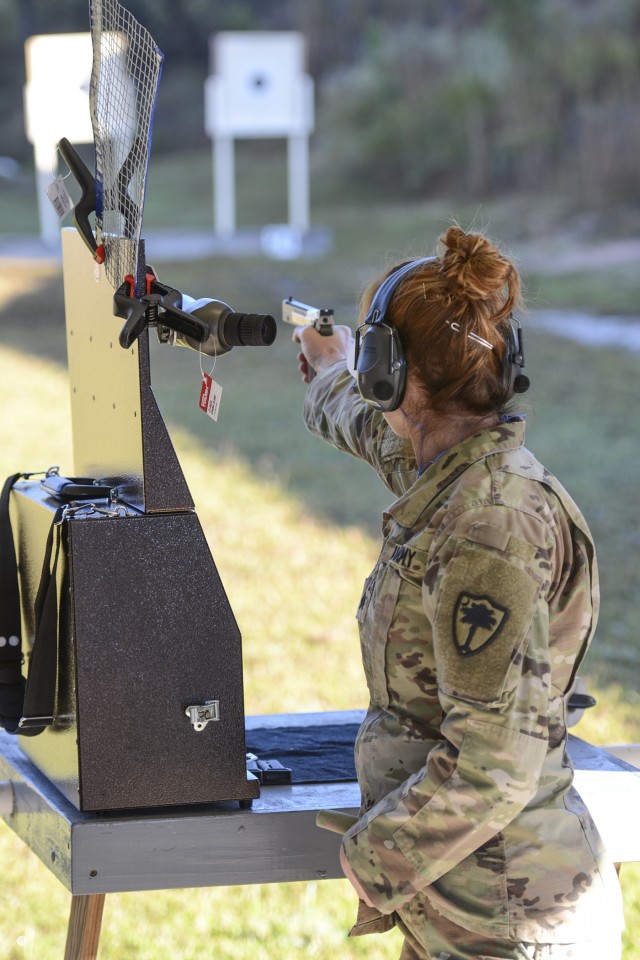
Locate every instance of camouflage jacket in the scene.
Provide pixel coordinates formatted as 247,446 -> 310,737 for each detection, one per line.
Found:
304,363 -> 623,943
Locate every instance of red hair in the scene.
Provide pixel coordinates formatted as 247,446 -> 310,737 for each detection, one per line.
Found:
359,226 -> 523,415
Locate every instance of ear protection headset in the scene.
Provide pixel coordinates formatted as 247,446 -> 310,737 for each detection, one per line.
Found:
354,258 -> 435,412
502,317 -> 530,400
354,258 -> 530,412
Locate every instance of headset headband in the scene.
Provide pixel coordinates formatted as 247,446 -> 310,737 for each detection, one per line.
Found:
364,257 -> 438,326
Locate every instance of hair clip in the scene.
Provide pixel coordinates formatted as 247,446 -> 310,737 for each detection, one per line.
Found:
468,331 -> 494,350
445,318 -> 493,350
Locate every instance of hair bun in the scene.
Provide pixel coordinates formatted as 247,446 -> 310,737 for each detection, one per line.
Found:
439,225 -> 514,303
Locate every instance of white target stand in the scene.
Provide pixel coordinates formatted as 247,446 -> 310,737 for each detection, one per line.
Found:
24,33 -> 94,248
205,32 -> 315,254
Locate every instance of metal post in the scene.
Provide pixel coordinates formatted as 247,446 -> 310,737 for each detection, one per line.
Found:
34,139 -> 61,248
214,135 -> 236,237
287,135 -> 310,233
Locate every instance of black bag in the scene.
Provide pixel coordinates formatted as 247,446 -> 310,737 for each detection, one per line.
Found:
0,471 -> 114,736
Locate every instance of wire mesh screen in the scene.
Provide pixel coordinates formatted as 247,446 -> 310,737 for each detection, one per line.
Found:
89,0 -> 164,293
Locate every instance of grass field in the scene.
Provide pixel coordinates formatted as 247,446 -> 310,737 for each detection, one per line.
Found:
0,150 -> 638,957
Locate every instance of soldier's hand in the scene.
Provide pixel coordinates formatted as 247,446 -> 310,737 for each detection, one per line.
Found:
292,324 -> 354,384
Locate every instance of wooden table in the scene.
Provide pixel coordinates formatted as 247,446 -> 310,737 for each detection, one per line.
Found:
1,711 -> 638,959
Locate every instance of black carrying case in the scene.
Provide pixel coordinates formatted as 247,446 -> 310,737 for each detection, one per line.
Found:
2,474 -> 258,811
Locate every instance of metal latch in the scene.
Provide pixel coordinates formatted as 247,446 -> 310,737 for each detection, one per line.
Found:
185,700 -> 220,732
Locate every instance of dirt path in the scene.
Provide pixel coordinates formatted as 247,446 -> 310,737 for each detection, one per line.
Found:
515,237 -> 640,274
531,309 -> 640,350
2,231 -> 640,270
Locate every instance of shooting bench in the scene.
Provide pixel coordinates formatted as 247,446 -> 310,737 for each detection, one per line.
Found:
0,710 -> 639,960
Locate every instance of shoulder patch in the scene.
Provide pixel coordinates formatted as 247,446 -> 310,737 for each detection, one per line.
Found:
433,540 -> 542,703
453,593 -> 509,656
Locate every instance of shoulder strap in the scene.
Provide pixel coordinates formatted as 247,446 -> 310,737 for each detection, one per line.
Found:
0,474 -> 27,733
19,505 -> 66,735
0,474 -> 66,736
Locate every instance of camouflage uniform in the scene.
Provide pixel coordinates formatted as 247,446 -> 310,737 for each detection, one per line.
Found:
305,363 -> 623,954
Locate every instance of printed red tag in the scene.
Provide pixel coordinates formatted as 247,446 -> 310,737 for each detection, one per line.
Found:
199,373 -> 212,412
198,373 -> 222,421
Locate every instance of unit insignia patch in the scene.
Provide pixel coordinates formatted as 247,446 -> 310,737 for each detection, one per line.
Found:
453,592 -> 509,657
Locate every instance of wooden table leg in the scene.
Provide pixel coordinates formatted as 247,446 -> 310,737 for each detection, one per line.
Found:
64,894 -> 106,960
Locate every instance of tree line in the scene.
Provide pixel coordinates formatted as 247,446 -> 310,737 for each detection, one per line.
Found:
1,0 -> 639,207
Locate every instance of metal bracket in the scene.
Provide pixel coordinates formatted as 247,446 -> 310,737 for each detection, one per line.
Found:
113,273 -> 210,350
185,700 -> 220,732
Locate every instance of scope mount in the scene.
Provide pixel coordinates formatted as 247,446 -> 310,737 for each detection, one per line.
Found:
113,270 -> 210,350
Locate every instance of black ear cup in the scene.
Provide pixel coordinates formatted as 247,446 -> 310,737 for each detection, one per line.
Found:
355,323 -> 407,411
355,257 -> 435,412
503,318 -> 530,401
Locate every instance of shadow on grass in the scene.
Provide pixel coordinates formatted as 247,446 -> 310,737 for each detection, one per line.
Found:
0,265 -> 68,361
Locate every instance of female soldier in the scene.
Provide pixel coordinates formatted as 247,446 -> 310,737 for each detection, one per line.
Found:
293,226 -> 623,960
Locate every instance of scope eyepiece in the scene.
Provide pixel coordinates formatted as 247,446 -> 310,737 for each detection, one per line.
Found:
221,311 -> 277,348
170,298 -> 278,357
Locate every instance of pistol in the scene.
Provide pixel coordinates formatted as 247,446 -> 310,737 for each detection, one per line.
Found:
282,298 -> 334,337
